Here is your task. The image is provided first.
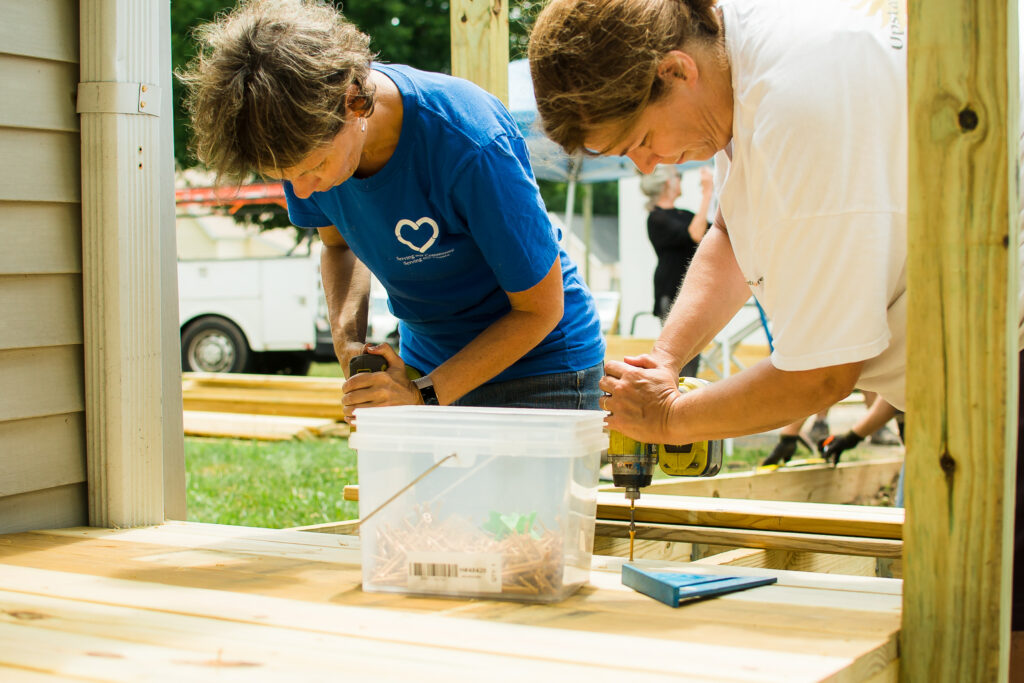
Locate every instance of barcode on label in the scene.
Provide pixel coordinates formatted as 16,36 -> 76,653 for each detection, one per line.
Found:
409,562 -> 459,578
405,551 -> 502,593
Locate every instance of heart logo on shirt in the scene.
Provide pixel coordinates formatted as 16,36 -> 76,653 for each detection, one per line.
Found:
394,217 -> 439,253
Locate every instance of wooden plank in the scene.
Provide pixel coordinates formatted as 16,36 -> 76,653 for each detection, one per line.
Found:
183,372 -> 345,393
0,0 -> 78,63
0,666 -> 72,682
590,552 -> 903,596
182,390 -> 346,420
593,536 -> 696,563
693,548 -> 771,567
181,373 -> 351,419
695,549 -> 879,578
0,560 -> 898,682
450,0 -> 509,105
290,519 -> 360,535
0,55 -> 78,132
0,346 -> 83,422
621,458 -> 903,504
0,413 -> 85,498
0,485 -> 86,535
905,0 -> 1017,680
35,525 -> 363,565
596,492 -> 904,539
0,275 -> 82,350
0,129 -> 79,203
0,202 -> 82,275
0,590 -> 689,683
596,520 -> 902,558
182,410 -> 342,441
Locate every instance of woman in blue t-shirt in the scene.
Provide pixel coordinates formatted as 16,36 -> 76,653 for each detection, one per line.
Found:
180,0 -> 604,419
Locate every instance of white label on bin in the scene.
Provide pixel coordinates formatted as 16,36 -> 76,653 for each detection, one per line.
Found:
406,551 -> 502,593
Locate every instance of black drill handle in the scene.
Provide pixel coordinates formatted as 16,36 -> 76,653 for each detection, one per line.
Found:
349,353 -> 388,375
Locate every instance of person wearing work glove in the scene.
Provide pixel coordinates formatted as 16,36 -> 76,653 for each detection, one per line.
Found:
818,398 -> 902,467
818,430 -> 864,467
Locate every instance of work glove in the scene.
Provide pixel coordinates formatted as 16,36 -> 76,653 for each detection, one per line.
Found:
818,430 -> 863,467
760,434 -> 799,467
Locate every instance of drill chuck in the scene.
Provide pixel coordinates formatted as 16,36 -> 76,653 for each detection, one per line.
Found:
608,447 -> 658,500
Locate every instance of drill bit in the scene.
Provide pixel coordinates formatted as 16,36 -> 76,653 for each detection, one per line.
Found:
628,499 -> 636,562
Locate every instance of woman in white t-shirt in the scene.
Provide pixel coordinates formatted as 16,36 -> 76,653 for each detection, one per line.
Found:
530,0 -> 1024,666
530,0 -> 906,463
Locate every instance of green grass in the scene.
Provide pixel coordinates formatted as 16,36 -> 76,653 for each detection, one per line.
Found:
184,425 -> 883,528
308,361 -> 343,378
185,436 -> 358,528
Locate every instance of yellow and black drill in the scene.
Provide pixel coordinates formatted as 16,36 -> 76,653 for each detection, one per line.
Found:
607,377 -> 723,560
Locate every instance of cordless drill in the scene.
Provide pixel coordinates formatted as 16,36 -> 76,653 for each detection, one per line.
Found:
349,353 -> 387,375
607,376 -> 723,559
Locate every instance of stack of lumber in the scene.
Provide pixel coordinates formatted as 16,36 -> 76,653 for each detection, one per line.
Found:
182,372 -> 350,441
594,492 -> 903,559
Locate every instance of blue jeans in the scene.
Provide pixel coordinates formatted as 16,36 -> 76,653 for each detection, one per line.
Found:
452,362 -> 603,410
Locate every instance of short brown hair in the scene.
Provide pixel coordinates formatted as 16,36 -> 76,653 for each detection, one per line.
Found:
178,0 -> 376,180
528,0 -> 721,156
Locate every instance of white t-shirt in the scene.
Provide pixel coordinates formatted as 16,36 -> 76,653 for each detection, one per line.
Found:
715,0 -> 909,409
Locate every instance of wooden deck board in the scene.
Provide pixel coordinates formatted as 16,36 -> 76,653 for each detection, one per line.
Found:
0,523 -> 900,681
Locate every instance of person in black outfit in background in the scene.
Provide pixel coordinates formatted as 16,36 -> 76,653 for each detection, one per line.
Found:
641,165 -> 714,377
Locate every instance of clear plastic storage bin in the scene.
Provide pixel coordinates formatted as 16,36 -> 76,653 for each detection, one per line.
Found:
350,405 -> 606,603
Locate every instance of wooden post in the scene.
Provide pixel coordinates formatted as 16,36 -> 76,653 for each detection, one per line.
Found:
450,0 -> 509,104
904,0 -> 1019,680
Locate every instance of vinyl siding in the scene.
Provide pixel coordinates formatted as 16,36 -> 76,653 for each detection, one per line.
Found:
0,0 -> 87,533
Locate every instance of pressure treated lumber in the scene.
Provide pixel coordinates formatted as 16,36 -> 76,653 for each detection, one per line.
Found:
596,492 -> 903,539
695,548 -> 880,578
182,411 -> 348,441
619,457 -> 903,504
0,523 -> 902,681
596,520 -> 901,559
904,0 -> 1018,680
182,372 -> 344,393
181,372 -> 346,420
450,0 -> 509,105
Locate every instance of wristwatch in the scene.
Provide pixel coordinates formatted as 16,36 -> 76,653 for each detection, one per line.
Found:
412,376 -> 439,405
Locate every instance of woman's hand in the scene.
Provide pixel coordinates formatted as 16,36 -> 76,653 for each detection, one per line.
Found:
599,355 -> 687,445
340,343 -> 421,423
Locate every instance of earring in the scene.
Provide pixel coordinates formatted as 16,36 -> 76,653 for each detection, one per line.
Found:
360,117 -> 367,133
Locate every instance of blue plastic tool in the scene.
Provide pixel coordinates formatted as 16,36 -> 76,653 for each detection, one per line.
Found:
622,564 -> 777,607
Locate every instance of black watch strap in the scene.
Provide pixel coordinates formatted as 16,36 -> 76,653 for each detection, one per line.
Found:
412,376 -> 439,405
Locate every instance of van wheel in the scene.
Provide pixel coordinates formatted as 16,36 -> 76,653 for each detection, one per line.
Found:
181,317 -> 250,373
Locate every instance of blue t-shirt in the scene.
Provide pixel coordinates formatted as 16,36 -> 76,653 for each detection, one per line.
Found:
284,64 -> 604,382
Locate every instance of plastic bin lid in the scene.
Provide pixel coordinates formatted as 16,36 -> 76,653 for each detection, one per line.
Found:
349,405 -> 608,458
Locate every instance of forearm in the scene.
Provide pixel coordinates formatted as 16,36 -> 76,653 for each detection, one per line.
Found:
666,360 -> 862,444
851,398 -> 899,438
426,257 -> 565,405
321,244 -> 372,368
655,223 -> 750,369
428,306 -> 560,405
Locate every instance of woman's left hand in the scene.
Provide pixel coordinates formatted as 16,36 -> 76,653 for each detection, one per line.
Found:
340,343 -> 420,423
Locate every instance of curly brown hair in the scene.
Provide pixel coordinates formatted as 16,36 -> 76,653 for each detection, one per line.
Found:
177,0 -> 376,180
528,0 -> 722,156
